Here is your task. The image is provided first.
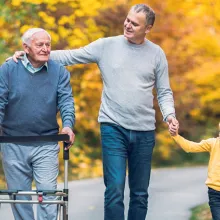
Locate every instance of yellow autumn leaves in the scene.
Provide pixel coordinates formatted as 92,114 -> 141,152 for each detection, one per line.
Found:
0,0 -> 219,179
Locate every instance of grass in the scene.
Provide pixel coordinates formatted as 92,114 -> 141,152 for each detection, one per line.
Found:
190,203 -> 212,220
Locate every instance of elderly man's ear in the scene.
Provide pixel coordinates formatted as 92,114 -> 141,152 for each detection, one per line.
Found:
22,43 -> 29,54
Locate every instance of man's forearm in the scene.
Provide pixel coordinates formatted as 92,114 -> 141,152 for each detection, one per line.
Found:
61,105 -> 75,129
50,48 -> 95,66
57,67 -> 75,128
157,88 -> 175,121
50,38 -> 103,66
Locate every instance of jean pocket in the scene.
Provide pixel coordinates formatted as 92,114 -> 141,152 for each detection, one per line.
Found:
139,131 -> 155,148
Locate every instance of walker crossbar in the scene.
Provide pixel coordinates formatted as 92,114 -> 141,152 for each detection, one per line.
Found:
0,134 -> 70,220
0,190 -> 67,196
0,200 -> 66,204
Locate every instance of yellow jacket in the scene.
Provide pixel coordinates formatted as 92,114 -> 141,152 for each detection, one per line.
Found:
172,135 -> 220,191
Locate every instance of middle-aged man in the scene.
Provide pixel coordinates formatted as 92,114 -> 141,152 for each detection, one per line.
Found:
11,4 -> 179,220
0,28 -> 75,220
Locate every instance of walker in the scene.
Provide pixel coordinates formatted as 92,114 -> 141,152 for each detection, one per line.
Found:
0,134 -> 70,220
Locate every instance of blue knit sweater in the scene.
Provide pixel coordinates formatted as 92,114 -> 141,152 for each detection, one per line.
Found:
0,59 -> 75,137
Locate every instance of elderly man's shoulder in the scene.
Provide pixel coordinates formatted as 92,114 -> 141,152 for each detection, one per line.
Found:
47,59 -> 70,74
1,59 -> 18,71
48,59 -> 66,69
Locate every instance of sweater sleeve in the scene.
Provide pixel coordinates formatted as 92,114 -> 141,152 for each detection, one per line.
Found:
50,38 -> 104,66
57,66 -> 75,129
172,135 -> 214,153
0,63 -> 9,125
155,47 -> 175,121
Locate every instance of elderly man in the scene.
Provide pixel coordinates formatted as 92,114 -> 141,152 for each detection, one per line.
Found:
12,4 -> 179,220
0,28 -> 75,220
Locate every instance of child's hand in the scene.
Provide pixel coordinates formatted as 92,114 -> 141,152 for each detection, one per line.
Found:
169,127 -> 178,136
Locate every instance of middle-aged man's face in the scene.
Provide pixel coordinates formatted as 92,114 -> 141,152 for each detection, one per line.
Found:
23,31 -> 51,67
124,9 -> 152,44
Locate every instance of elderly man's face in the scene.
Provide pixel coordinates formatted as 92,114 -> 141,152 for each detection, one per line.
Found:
23,31 -> 51,67
124,9 -> 152,44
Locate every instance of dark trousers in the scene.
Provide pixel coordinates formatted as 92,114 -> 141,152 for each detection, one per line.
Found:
208,187 -> 220,220
100,123 -> 155,220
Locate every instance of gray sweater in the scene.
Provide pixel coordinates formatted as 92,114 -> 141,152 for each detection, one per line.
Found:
0,59 -> 75,136
50,35 -> 175,131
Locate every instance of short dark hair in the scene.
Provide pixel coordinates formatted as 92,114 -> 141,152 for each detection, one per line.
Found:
131,4 -> 155,26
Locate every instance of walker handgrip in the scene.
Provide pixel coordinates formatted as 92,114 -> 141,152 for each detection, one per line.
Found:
63,142 -> 69,160
0,134 -> 69,143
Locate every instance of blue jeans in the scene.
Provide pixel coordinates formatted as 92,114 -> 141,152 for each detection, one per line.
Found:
208,187 -> 220,220
100,123 -> 155,220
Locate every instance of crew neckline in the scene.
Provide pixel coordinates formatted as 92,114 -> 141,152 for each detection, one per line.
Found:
123,36 -> 148,48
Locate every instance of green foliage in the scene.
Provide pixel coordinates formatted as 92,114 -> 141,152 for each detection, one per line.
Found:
190,203 -> 212,220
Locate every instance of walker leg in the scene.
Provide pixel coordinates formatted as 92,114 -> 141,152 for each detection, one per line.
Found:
63,203 -> 67,220
63,142 -> 69,220
57,204 -> 61,220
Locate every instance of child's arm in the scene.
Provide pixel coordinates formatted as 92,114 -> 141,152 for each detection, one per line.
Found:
169,121 -> 213,153
172,135 -> 213,153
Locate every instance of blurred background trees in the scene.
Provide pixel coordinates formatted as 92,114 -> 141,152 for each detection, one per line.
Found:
0,0 -> 219,184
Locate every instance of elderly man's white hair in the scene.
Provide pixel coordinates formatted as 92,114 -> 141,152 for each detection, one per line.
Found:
22,28 -> 51,46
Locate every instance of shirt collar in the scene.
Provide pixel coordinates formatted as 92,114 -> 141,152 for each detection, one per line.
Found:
21,54 -> 48,74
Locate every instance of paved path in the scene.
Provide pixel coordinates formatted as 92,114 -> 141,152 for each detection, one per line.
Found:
0,166 -> 208,220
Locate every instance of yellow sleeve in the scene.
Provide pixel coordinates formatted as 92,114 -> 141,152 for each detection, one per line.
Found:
172,135 -> 214,153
